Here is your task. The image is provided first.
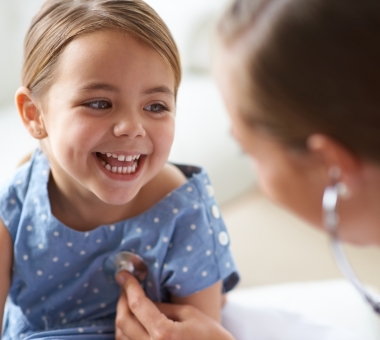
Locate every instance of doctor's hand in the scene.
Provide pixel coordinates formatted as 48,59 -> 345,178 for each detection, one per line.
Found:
115,271 -> 234,340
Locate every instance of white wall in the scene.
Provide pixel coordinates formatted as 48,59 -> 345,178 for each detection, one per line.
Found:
0,0 -> 46,107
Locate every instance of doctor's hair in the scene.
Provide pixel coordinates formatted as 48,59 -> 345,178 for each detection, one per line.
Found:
22,0 -> 181,100
218,0 -> 380,162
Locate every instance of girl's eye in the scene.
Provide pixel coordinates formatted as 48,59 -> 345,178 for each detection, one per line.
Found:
144,103 -> 168,114
84,101 -> 112,110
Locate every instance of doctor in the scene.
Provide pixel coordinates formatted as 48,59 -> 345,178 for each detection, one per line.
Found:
115,0 -> 380,338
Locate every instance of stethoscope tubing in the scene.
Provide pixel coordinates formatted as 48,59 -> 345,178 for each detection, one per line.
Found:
323,184 -> 380,315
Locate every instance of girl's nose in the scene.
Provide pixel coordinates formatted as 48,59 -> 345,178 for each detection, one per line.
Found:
113,112 -> 146,139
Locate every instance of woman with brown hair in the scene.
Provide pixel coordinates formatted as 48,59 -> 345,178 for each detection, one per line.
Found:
115,0 -> 380,338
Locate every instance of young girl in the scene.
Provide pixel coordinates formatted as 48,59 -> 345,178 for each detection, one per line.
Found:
0,0 -> 239,338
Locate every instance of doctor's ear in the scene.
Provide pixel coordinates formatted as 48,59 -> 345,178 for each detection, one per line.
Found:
15,87 -> 47,139
307,134 -> 361,195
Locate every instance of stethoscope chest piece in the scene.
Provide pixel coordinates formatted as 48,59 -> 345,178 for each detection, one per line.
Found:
104,251 -> 148,282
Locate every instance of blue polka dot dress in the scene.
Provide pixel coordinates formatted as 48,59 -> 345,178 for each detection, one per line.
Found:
0,150 -> 239,339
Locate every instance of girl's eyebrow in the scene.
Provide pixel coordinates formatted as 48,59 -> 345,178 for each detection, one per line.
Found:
78,83 -> 120,93
78,83 -> 174,97
143,86 -> 174,97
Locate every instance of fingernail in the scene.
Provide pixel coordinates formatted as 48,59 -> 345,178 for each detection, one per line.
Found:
116,271 -> 126,285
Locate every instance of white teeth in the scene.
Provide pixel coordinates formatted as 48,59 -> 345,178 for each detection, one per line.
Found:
102,161 -> 139,175
98,152 -> 141,175
103,153 -> 141,161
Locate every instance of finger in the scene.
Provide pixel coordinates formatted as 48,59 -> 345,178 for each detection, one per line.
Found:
221,294 -> 227,307
116,271 -> 172,335
156,302 -> 235,340
155,302 -> 201,322
115,326 -> 131,340
116,288 -> 150,340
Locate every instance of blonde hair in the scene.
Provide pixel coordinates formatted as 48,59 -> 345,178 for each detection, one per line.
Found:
23,0 -> 181,99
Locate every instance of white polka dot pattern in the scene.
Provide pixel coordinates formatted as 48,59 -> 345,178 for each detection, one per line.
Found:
206,185 -> 215,197
218,231 -> 229,246
1,151 -> 239,337
211,205 -> 221,219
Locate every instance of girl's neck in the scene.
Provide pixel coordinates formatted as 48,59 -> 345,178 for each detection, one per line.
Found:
47,175 -> 138,232
46,163 -> 184,232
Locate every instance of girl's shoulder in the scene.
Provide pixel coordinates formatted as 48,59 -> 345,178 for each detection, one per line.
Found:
0,159 -> 34,204
0,157 -> 36,241
135,163 -> 212,215
147,163 -> 210,199
136,163 -> 188,213
157,163 -> 189,192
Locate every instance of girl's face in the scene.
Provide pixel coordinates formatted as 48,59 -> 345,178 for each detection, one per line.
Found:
216,44 -> 326,228
39,30 -> 176,205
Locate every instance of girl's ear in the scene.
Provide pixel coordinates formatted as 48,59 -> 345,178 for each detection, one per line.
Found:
307,134 -> 361,195
15,87 -> 47,139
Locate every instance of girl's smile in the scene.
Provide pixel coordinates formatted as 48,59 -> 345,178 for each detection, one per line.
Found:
96,152 -> 141,174
94,152 -> 144,180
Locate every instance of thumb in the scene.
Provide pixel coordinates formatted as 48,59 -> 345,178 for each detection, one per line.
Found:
116,271 -> 171,336
115,270 -> 136,287
116,270 -> 145,298
115,270 -> 148,304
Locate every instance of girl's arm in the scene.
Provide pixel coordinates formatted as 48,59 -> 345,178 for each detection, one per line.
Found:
171,281 -> 223,322
0,218 -> 13,334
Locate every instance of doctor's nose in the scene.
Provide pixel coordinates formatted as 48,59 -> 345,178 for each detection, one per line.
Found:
113,112 -> 146,139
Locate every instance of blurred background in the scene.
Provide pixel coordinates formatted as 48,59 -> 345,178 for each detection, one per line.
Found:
1,0 -> 380,297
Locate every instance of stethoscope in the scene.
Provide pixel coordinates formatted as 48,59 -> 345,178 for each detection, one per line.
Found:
104,251 -> 148,283
103,181 -> 380,315
323,181 -> 380,315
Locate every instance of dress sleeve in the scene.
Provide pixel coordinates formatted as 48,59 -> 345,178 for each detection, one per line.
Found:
0,181 -> 23,243
0,158 -> 33,243
160,195 -> 240,298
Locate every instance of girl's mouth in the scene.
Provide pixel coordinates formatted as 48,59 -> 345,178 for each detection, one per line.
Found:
95,152 -> 143,174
